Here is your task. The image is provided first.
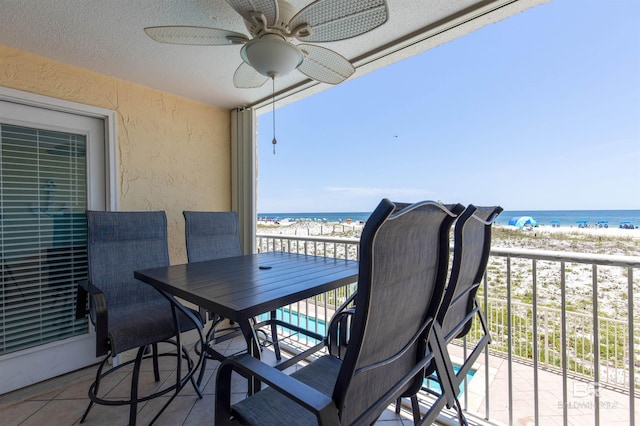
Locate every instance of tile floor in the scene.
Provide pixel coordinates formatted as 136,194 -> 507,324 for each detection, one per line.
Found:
5,327 -> 634,426
0,328 -> 419,426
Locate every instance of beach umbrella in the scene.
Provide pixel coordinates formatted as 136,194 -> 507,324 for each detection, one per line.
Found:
508,216 -> 538,229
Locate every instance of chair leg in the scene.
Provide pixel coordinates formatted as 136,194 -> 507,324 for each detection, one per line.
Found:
410,395 -> 421,425
393,396 -> 421,425
80,400 -> 94,424
205,313 -> 224,342
149,341 -> 203,425
184,343 -> 204,399
152,343 -> 160,382
196,349 -> 208,387
80,355 -> 109,423
193,326 -> 209,387
129,346 -> 146,426
82,339 -> 200,425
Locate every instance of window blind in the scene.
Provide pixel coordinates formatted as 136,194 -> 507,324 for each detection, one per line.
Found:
1,124 -> 88,356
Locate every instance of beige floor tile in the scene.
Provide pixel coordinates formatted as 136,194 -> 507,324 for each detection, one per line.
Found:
18,399 -> 87,426
78,398 -> 134,426
138,394 -> 199,426
0,400 -> 48,426
182,394 -> 215,426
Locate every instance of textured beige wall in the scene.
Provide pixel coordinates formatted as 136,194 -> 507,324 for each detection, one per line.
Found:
0,44 -> 231,264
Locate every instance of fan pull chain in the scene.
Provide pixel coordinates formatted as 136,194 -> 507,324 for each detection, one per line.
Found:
271,76 -> 277,155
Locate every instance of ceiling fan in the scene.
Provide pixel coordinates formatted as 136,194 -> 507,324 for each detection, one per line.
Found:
144,0 -> 389,89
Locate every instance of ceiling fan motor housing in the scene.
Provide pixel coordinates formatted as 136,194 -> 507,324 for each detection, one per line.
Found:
243,0 -> 299,38
240,34 -> 303,78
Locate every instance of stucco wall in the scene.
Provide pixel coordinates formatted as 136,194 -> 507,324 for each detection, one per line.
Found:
0,44 -> 231,264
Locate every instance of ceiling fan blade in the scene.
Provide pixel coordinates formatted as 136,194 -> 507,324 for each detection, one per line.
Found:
290,0 -> 388,42
297,44 -> 355,85
226,0 -> 279,27
233,62 -> 269,88
144,26 -> 249,45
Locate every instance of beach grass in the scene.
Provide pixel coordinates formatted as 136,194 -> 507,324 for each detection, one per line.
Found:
257,220 -> 639,320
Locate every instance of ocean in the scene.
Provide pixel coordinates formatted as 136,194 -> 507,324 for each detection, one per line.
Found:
495,210 -> 640,228
258,209 -> 640,228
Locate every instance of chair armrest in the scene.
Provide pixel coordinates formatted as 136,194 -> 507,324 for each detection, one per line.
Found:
327,291 -> 357,358
76,280 -> 104,317
75,280 -> 89,319
334,291 -> 357,315
215,353 -> 339,426
76,280 -> 110,357
327,307 -> 355,358
152,289 -> 204,332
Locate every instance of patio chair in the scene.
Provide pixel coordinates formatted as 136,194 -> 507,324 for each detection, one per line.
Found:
183,211 -> 277,363
325,202 -> 463,362
407,204 -> 503,425
183,211 -> 243,263
215,199 -> 464,425
75,211 -> 204,426
183,211 -> 242,332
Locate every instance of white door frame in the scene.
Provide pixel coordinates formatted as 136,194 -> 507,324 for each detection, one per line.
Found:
0,87 -> 117,394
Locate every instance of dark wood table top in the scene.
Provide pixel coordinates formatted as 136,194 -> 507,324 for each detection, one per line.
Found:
135,252 -> 359,323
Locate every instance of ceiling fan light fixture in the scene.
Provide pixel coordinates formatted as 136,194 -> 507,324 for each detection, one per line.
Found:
146,0 -> 390,88
240,36 -> 303,78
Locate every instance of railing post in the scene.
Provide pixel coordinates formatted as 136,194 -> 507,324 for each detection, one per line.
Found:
532,259 -> 539,425
592,263 -> 600,426
484,273 -> 490,420
560,260 -> 568,426
628,266 -> 635,426
507,256 -> 513,426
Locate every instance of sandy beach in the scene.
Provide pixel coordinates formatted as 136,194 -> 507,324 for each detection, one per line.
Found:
258,219 -> 640,242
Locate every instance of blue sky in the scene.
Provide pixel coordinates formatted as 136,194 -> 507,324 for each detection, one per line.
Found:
257,0 -> 640,213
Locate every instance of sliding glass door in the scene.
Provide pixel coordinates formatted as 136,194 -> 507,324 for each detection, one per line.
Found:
0,99 -> 106,394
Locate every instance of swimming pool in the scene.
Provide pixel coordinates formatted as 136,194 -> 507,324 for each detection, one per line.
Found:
423,364 -> 476,395
258,307 -> 326,343
260,308 -> 477,394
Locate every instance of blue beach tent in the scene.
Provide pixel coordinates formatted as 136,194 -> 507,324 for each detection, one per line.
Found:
508,216 -> 538,229
620,221 -> 638,229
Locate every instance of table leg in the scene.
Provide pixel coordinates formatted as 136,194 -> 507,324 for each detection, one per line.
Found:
239,319 -> 262,394
270,310 -> 282,360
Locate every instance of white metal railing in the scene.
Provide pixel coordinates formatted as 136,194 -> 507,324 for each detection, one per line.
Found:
255,235 -> 359,349
480,248 -> 638,426
257,234 -> 360,260
256,233 -> 639,426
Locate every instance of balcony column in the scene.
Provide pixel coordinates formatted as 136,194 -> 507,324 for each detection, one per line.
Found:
231,108 -> 257,254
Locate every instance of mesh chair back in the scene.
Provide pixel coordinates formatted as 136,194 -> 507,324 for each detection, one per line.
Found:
86,210 -> 170,314
334,200 -> 463,425
83,211 -> 203,424
438,205 -> 503,341
183,211 -> 242,262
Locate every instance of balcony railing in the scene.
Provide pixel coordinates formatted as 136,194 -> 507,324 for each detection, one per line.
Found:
256,233 -> 639,426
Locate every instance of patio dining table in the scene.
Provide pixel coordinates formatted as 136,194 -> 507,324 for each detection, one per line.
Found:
134,251 -> 359,372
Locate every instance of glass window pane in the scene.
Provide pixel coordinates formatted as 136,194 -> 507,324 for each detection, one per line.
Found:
1,124 -> 88,355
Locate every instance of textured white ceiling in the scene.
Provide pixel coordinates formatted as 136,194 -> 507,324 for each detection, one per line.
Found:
0,0 -> 546,110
